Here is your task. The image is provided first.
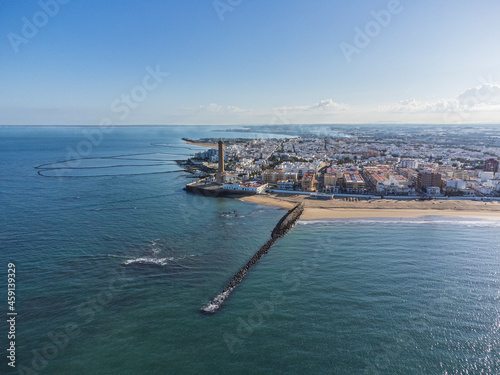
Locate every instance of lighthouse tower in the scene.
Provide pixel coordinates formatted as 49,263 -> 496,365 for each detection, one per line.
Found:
216,140 -> 226,184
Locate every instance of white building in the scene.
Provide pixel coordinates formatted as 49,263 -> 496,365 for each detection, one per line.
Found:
279,161 -> 323,175
446,179 -> 467,190
478,171 -> 495,182
475,186 -> 493,195
279,180 -> 295,190
223,182 -> 268,194
400,159 -> 419,169
427,186 -> 441,195
494,179 -> 500,192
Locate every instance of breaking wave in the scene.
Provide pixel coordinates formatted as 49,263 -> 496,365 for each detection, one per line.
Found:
120,238 -> 196,267
298,217 -> 500,228
122,257 -> 174,266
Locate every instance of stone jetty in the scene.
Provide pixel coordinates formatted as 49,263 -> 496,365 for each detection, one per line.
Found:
202,203 -> 305,313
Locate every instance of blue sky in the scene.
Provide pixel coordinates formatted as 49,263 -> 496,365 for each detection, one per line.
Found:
2,0 -> 500,125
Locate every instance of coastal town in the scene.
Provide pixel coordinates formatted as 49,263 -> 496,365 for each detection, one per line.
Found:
183,125 -> 500,200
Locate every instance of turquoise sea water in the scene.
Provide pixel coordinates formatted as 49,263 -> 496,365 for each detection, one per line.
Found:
1,126 -> 499,374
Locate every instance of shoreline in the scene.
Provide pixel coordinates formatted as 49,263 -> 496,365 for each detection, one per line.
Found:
179,137 -> 500,222
185,140 -> 217,148
240,194 -> 500,221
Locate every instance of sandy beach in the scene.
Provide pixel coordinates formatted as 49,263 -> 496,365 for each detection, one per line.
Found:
185,140 -> 217,148
182,139 -> 500,221
240,194 -> 500,221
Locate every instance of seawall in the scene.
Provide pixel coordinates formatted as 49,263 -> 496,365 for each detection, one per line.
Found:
202,203 -> 305,313
185,180 -> 257,197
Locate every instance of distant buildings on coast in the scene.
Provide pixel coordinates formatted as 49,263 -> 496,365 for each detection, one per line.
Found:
187,131 -> 500,199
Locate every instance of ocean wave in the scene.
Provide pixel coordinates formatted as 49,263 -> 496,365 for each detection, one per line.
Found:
122,257 -> 173,266
90,207 -> 138,211
122,239 -> 198,267
297,218 -> 500,228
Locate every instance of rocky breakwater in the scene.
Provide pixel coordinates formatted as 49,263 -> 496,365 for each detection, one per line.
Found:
202,203 -> 305,313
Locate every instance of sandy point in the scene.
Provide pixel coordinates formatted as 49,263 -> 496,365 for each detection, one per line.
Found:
185,140 -> 217,148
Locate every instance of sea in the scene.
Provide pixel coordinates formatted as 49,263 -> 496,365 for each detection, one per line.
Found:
0,126 -> 499,374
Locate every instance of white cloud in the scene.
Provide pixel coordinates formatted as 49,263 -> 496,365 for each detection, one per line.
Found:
457,84 -> 500,108
196,103 -> 250,114
273,98 -> 348,115
167,99 -> 348,125
94,89 -> 500,126
199,103 -> 223,113
163,103 -> 257,125
382,84 -> 500,114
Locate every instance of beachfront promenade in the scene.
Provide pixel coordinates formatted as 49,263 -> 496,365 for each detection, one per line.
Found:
267,189 -> 500,201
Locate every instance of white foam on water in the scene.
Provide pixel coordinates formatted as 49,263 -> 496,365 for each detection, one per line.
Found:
202,289 -> 232,313
297,217 -> 500,228
123,257 -> 173,266
149,239 -> 162,254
